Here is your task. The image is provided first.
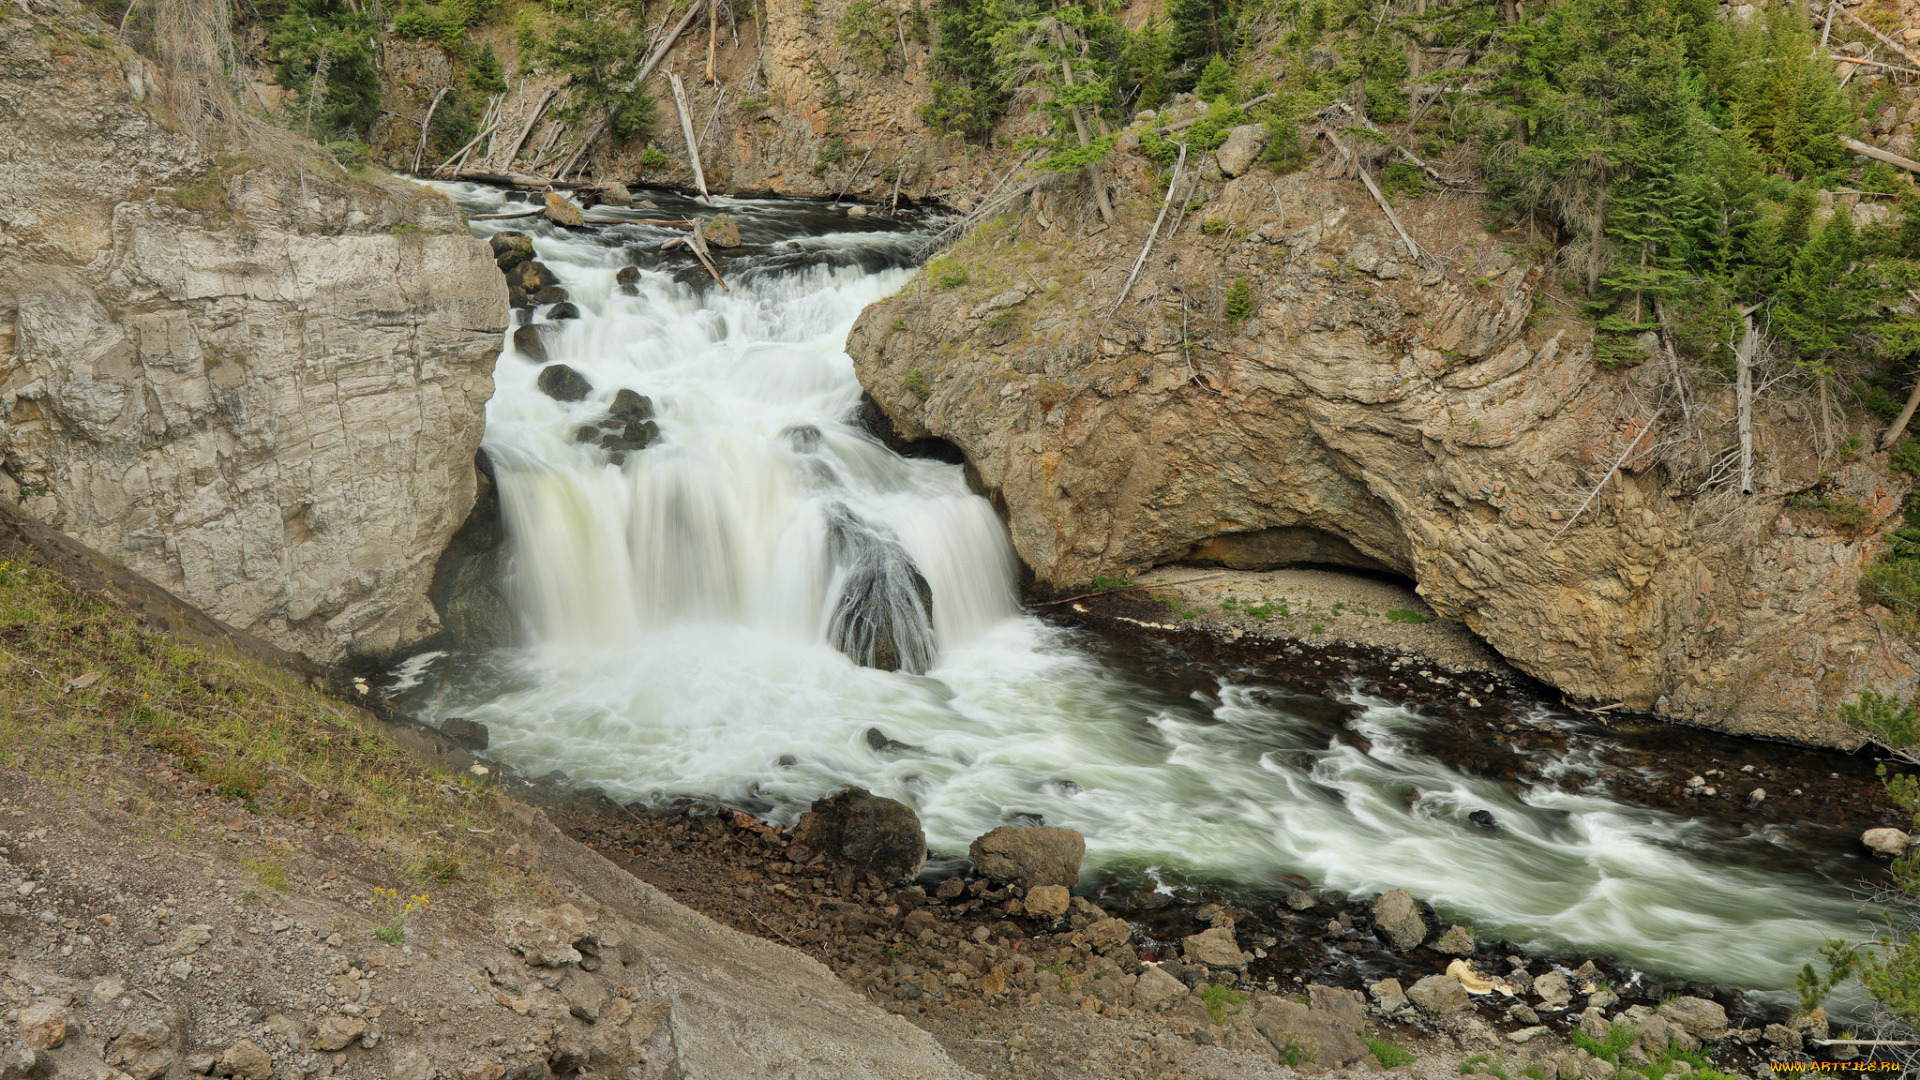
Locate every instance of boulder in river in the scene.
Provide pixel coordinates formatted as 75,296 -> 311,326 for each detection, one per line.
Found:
491,231 -> 534,272
616,265 -> 641,285
1182,926 -> 1247,969
507,260 -> 560,292
600,421 -> 658,453
703,213 -> 742,247
1435,924 -> 1475,955
785,787 -> 926,885
1533,970 -> 1572,1010
544,191 -> 585,227
610,388 -> 653,419
1407,973 -> 1471,1016
548,302 -> 581,321
1370,888 -> 1426,950
533,285 -> 569,305
537,364 -> 594,403
600,183 -> 633,207
512,325 -> 549,362
1863,827 -> 1911,856
824,508 -> 936,674
968,825 -> 1085,888
441,718 -> 488,750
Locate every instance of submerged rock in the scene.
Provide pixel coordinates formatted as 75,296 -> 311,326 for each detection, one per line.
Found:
786,787 -> 927,885
532,285 -> 569,305
491,231 -> 534,271
968,825 -> 1085,888
824,507 -> 936,674
537,364 -> 593,403
599,421 -> 658,452
512,325 -> 549,362
600,183 -> 633,207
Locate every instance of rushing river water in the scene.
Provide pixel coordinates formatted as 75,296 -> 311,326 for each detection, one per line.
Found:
404,182 -> 1877,1007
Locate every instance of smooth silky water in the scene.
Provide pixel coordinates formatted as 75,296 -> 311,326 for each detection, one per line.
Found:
402,181 -> 1874,1007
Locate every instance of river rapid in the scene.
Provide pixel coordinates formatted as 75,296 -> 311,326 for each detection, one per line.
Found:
397,182 -> 1881,1011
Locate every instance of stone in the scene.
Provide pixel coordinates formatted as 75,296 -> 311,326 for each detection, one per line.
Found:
514,324 -> 549,362
1448,958 -> 1499,993
1580,1008 -> 1612,1039
1308,983 -> 1367,1029
221,1040 -> 274,1080
599,184 -> 633,207
1657,996 -> 1729,1042
1863,828 -> 1910,856
537,364 -> 594,403
547,301 -> 581,320
1024,884 -> 1071,918
1132,964 -> 1188,1011
509,259 -> 562,291
19,1000 -> 66,1050
311,1016 -> 366,1052
1510,1003 -> 1540,1024
600,421 -> 659,452
168,923 -> 213,955
491,231 -> 535,271
1285,889 -> 1317,911
1083,916 -> 1132,951
1248,997 -> 1373,1068
1182,926 -> 1248,969
561,971 -> 610,1021
1435,924 -> 1475,955
1762,1023 -> 1801,1050
1215,124 -> 1273,177
441,717 -> 489,749
532,285 -> 569,305
506,904 -> 592,967
108,1020 -> 174,1080
787,787 -> 928,884
968,825 -> 1085,889
1407,974 -> 1471,1016
609,389 -> 654,419
1368,977 -> 1409,1014
703,213 -> 742,247
847,205 -> 869,218
1534,971 -> 1572,1009
616,266 -> 641,285
91,974 -> 127,1002
1371,889 -> 1426,950
1509,1026 -> 1549,1044
544,191 -> 585,227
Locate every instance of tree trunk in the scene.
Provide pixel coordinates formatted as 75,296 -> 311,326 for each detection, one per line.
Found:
1058,54 -> 1114,225
1736,311 -> 1758,494
1883,375 -> 1920,451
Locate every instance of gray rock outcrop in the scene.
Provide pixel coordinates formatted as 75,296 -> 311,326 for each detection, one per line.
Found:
0,15 -> 503,664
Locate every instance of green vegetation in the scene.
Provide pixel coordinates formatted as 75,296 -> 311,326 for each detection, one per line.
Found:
1363,1035 -> 1416,1068
393,0 -> 489,50
1569,1023 -> 1637,1065
0,557 -> 498,871
1224,277 -> 1254,321
516,0 -> 658,143
262,0 -> 383,138
1090,574 -> 1137,592
1199,983 -> 1244,1024
370,887 -> 429,944
905,368 -> 932,399
639,146 -> 671,169
839,0 -> 900,72
1386,608 -> 1427,624
1380,161 -> 1430,202
930,259 -> 970,289
241,855 -> 291,893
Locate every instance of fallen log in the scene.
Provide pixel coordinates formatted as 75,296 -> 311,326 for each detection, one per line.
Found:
469,207 -> 548,221
498,88 -> 556,171
685,219 -> 729,289
413,86 -> 451,175
1107,141 -> 1187,317
1844,136 -> 1920,174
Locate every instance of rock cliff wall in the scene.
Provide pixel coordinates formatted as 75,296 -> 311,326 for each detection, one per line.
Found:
0,3 -> 506,663
849,142 -> 1918,747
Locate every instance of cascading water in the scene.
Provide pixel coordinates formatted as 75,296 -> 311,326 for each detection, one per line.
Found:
407,181 -> 1877,1006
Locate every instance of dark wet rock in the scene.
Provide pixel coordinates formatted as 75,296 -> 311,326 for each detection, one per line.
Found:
787,787 -> 927,885
824,508 -> 935,674
508,284 -> 531,309
574,426 -> 602,444
969,825 -> 1085,889
785,424 -> 822,452
1469,809 -> 1497,827
537,364 -> 594,403
533,285 -> 569,305
428,450 -> 511,650
599,421 -> 658,452
507,260 -> 560,292
441,717 -> 489,750
1371,889 -> 1426,951
513,325 -> 549,362
610,389 -> 654,420
1285,889 -> 1317,911
616,265 -> 640,285
864,727 -> 917,754
548,301 -> 581,320
1435,924 -> 1475,955
600,183 -> 633,208
491,231 -> 534,272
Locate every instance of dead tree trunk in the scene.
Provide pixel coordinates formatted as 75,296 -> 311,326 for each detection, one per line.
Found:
1736,308 -> 1760,494
1883,377 -> 1920,450
669,73 -> 709,198
413,86 -> 451,174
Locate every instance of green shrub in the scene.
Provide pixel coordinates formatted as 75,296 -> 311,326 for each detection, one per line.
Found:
1893,438 -> 1920,478
639,146 -> 670,169
1381,161 -> 1430,202
929,260 -> 969,289
1386,608 -> 1427,624
1224,277 -> 1253,321
1363,1036 -> 1416,1068
905,368 -> 931,399
838,0 -> 898,72
1199,983 -> 1243,1025
1569,1023 -> 1636,1065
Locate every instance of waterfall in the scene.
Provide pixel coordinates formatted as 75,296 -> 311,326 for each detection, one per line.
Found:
407,182 -> 1875,1006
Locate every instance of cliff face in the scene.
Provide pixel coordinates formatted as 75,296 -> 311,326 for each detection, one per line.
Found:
0,4 -> 505,663
850,147 -> 1917,747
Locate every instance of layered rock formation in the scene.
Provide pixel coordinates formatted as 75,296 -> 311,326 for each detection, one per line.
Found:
0,5 -> 505,662
850,148 -> 1918,746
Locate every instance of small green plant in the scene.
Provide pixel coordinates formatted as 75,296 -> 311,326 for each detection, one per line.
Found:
1090,575 -> 1136,593
905,368 -> 931,400
837,0 -> 898,72
1460,1054 -> 1508,1078
639,146 -> 670,169
1364,1035 -> 1417,1068
1199,983 -> 1243,1025
370,887 -> 429,945
1837,691 -> 1920,750
1309,622 -> 1325,634
1842,434 -> 1865,460
1893,438 -> 1920,478
1224,277 -> 1254,321
417,856 -> 463,883
890,318 -> 910,332
1381,162 -> 1431,202
1569,1023 -> 1636,1065
1788,491 -> 1872,528
1244,602 -> 1275,620
1202,217 -> 1231,235
241,856 -> 290,893
929,260 -> 969,289
1386,608 -> 1428,624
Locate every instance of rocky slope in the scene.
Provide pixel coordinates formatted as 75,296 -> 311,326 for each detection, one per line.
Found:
849,137 -> 1918,747
0,1 -> 504,664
